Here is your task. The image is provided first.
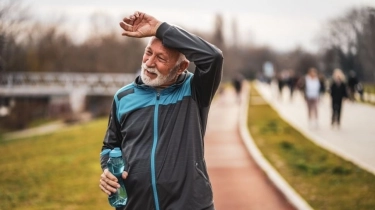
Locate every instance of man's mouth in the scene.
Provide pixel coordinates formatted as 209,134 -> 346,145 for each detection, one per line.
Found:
145,69 -> 157,76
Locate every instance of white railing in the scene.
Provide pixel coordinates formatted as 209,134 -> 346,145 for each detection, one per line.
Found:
0,72 -> 137,96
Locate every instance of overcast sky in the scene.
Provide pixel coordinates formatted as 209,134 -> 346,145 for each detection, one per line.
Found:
22,0 -> 375,53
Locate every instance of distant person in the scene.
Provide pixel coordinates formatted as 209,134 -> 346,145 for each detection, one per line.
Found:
330,69 -> 348,129
276,71 -> 288,100
297,67 -> 321,128
98,11 -> 223,210
286,69 -> 298,101
347,70 -> 359,101
318,72 -> 326,96
232,73 -> 244,103
356,82 -> 365,101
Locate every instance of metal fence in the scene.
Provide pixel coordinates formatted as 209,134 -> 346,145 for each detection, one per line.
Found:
0,72 -> 137,96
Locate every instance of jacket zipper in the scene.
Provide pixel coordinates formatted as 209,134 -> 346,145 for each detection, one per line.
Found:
151,91 -> 161,210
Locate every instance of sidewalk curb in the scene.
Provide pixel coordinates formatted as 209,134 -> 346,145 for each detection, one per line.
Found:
255,81 -> 375,176
238,82 -> 314,210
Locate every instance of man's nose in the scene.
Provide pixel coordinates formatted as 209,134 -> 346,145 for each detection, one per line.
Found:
145,56 -> 156,67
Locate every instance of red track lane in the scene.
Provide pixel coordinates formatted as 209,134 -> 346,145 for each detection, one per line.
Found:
205,87 -> 295,210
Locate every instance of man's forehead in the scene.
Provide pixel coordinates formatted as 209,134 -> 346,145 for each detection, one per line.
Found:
147,38 -> 179,57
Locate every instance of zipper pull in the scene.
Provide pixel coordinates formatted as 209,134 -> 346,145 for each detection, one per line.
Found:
156,92 -> 160,100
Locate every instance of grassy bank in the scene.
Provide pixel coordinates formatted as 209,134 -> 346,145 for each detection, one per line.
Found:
364,83 -> 375,93
246,83 -> 375,209
0,118 -> 111,210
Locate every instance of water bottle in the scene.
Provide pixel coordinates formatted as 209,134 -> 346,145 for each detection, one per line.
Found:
107,147 -> 127,207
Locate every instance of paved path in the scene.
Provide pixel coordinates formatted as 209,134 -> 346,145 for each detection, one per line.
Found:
205,87 -> 295,210
1,113 -> 92,141
256,81 -> 375,175
2,120 -> 66,141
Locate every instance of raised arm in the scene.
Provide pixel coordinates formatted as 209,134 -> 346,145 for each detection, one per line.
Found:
155,23 -> 223,107
120,11 -> 224,107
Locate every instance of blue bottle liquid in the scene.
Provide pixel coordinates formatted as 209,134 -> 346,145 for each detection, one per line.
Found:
107,147 -> 127,207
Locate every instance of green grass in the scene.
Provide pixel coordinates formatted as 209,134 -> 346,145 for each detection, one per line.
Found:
0,118 -> 112,210
247,83 -> 375,210
364,83 -> 375,93
362,83 -> 375,106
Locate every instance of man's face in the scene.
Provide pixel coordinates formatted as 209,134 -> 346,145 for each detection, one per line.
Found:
308,69 -> 317,78
140,62 -> 179,87
141,38 -> 181,87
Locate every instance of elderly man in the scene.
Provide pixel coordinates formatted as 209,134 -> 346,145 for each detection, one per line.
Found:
99,11 -> 223,210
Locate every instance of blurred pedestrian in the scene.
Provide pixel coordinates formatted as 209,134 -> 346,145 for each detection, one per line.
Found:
277,76 -> 283,99
347,70 -> 359,101
297,67 -> 322,128
286,69 -> 298,101
318,72 -> 326,96
232,73 -> 244,103
276,70 -> 289,100
330,69 -> 348,129
356,82 -> 365,101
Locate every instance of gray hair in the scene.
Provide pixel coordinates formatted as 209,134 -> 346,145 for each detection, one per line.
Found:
176,52 -> 187,65
148,36 -> 187,66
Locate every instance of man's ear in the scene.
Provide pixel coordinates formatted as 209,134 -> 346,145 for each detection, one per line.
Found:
177,60 -> 189,75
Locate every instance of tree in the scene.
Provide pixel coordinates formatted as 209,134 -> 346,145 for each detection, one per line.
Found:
231,16 -> 238,48
0,0 -> 30,72
212,13 -> 224,50
317,6 -> 375,82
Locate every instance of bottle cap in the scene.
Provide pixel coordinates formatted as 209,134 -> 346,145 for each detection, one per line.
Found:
100,149 -> 111,156
109,147 -> 122,157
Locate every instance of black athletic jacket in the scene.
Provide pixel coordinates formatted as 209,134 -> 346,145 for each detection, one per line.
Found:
100,22 -> 223,210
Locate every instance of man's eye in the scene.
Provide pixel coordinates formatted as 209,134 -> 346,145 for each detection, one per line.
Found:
158,57 -> 167,62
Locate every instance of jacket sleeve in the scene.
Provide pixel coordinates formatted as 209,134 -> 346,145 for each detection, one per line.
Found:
100,100 -> 123,170
156,22 -> 223,107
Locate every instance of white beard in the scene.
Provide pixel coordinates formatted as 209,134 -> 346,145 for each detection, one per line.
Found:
140,63 -> 179,87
